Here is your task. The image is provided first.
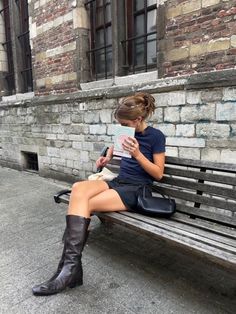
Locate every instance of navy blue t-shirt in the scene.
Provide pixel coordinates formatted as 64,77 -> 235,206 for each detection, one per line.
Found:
118,126 -> 165,184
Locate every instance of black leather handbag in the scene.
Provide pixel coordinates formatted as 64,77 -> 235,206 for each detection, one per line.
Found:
137,185 -> 176,217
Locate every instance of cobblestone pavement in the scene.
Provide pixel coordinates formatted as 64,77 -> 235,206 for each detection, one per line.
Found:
0,166 -> 235,314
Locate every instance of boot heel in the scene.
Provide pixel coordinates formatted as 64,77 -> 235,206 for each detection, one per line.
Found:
69,278 -> 83,288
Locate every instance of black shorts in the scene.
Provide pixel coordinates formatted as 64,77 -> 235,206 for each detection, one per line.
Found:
106,178 -> 151,212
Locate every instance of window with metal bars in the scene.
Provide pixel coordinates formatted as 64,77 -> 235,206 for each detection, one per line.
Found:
16,0 -> 33,92
1,0 -> 15,94
85,0 -> 157,80
86,0 -> 113,80
123,0 -> 157,74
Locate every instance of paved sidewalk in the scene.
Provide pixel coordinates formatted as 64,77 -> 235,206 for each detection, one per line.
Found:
0,166 -> 235,314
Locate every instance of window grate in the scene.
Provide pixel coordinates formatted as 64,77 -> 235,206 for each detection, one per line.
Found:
1,0 -> 15,95
16,0 -> 33,92
86,0 -> 112,80
122,0 -> 157,74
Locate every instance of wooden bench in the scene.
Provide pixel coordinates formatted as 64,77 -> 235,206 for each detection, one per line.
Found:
54,151 -> 236,271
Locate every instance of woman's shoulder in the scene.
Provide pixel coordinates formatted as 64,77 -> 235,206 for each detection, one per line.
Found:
147,126 -> 165,137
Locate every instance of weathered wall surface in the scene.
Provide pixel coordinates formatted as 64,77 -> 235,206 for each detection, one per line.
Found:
163,0 -> 236,76
29,0 -> 89,96
0,71 -> 236,182
28,0 -> 236,95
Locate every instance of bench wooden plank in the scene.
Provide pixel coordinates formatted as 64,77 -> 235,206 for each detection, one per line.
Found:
154,186 -> 236,212
175,203 -> 236,227
164,166 -> 236,185
172,213 -> 236,240
121,212 -> 236,249
160,177 -> 236,200
96,212 -> 236,270
166,156 -> 236,172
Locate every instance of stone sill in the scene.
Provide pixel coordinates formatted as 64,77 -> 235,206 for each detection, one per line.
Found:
1,69 -> 236,107
80,71 -> 158,90
0,92 -> 35,105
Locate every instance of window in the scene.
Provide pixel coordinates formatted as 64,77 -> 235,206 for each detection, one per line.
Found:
86,0 -> 157,81
86,0 -> 113,80
1,0 -> 15,94
124,0 -> 157,74
0,0 -> 33,95
16,0 -> 33,92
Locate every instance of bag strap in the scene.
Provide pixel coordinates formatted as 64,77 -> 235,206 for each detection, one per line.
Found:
149,184 -> 172,202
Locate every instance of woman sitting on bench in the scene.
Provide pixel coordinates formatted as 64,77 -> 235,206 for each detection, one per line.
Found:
32,92 -> 166,296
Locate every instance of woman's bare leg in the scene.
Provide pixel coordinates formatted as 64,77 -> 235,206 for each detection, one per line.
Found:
67,180 -> 109,218
88,189 -> 127,213
67,180 -> 127,217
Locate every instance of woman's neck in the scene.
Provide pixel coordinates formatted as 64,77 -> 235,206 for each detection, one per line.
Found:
136,122 -> 147,132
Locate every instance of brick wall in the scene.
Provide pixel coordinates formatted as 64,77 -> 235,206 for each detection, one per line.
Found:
0,72 -> 235,182
27,0 -> 236,95
30,0 -> 79,96
163,0 -> 236,76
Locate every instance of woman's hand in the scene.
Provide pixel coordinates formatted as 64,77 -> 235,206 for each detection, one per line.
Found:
95,146 -> 113,169
122,137 -> 141,159
96,156 -> 111,169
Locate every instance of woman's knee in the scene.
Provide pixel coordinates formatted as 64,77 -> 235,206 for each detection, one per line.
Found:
71,181 -> 89,197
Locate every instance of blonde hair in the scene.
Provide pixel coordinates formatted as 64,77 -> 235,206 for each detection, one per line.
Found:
114,92 -> 156,121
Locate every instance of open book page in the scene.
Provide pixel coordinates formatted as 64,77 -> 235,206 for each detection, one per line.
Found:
113,125 -> 135,158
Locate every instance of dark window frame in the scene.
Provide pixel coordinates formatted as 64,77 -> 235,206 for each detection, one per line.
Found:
123,0 -> 157,74
85,0 -> 157,81
1,0 -> 15,94
85,0 -> 113,80
16,0 -> 33,92
0,0 -> 33,96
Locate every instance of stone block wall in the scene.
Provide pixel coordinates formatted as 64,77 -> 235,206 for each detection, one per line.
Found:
163,0 -> 236,76
0,72 -> 235,182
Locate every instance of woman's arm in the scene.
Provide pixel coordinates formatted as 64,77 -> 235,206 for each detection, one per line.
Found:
122,137 -> 165,181
135,152 -> 165,181
96,145 -> 114,168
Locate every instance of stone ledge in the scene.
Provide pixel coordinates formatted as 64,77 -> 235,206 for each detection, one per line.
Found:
1,69 -> 236,107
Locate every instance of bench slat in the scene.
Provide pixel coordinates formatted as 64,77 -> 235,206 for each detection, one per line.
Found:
172,213 -> 236,240
110,155 -> 236,173
164,166 -> 236,185
166,156 -> 236,172
161,176 -> 236,200
96,212 -> 236,270
121,212 -> 236,249
175,203 -> 236,227
154,185 -> 236,212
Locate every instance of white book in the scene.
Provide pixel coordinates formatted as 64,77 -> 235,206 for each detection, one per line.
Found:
113,125 -> 135,158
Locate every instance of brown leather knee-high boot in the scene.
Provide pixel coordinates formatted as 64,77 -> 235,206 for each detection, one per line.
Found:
32,215 -> 90,296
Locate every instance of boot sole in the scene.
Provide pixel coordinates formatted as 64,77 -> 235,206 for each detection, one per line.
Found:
32,280 -> 83,296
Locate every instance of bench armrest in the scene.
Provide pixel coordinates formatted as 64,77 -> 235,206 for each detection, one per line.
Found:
54,189 -> 71,203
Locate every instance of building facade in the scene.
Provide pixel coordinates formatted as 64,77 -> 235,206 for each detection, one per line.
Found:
0,0 -> 236,182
